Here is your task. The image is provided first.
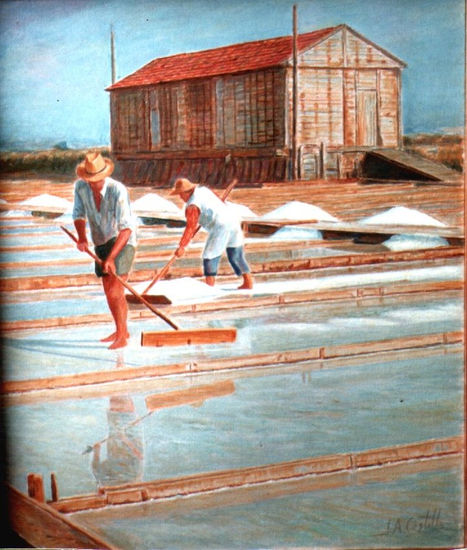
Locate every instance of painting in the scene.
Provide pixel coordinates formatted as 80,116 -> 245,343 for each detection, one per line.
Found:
1,0 -> 464,549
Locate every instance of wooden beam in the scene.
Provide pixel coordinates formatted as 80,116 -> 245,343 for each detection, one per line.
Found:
49,436 -> 463,513
1,281 -> 462,332
0,246 -> 462,291
7,485 -> 115,549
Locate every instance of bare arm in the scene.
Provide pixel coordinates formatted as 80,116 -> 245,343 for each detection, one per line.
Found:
74,218 -> 88,251
175,205 -> 200,257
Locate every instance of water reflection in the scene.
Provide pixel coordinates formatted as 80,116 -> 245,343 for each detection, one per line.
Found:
90,394 -> 144,488
88,353 -> 144,488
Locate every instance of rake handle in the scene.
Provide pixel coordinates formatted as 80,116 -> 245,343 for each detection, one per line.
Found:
60,225 -> 180,331
143,178 -> 239,294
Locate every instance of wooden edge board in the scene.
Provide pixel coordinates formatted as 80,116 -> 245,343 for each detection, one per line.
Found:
141,327 -> 237,347
7,485 -> 115,549
1,330 -> 462,396
4,344 -> 462,407
2,280 -> 461,332
48,435 -> 463,513
0,246 -> 462,291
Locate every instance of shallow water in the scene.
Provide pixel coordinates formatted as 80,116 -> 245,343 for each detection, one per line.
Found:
72,463 -> 463,549
2,296 -> 462,380
4,352 -> 463,499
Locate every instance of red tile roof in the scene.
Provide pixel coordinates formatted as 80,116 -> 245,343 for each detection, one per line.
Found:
107,26 -> 339,90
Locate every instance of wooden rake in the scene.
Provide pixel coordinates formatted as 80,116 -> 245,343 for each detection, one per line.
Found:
61,225 -> 236,347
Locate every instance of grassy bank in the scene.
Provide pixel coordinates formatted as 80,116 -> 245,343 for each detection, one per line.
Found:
0,135 -> 463,176
403,133 -> 463,172
0,147 -> 111,176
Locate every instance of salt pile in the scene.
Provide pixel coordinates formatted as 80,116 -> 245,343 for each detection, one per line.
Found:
20,194 -> 72,210
261,201 -> 339,222
383,234 -> 449,252
269,226 -> 322,241
225,201 -> 257,219
132,193 -> 182,215
360,206 -> 446,227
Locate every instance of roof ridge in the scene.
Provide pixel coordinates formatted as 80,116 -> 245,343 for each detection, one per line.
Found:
142,25 -> 340,63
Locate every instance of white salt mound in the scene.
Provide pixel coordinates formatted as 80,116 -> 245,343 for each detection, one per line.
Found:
261,201 -> 339,222
270,226 -> 322,241
20,194 -> 72,209
360,206 -> 446,227
132,193 -> 182,215
225,201 -> 257,219
383,234 -> 449,251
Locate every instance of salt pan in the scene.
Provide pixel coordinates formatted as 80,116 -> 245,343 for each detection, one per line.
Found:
261,201 -> 339,222
360,206 -> 446,227
383,233 -> 449,251
132,193 -> 182,215
20,194 -> 72,210
132,277 -> 223,304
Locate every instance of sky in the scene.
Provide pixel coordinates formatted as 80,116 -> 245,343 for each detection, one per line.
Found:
0,0 -> 464,150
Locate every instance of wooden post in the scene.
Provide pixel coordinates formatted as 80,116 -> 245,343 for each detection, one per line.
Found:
110,25 -> 116,84
319,142 -> 326,179
291,5 -> 299,181
27,473 -> 45,503
51,473 -> 59,502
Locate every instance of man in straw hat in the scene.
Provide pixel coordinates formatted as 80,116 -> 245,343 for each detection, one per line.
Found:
170,177 -> 253,289
73,151 -> 137,349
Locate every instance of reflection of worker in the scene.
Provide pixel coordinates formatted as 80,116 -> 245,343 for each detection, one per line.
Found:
91,395 -> 144,488
73,152 -> 137,349
170,178 -> 253,289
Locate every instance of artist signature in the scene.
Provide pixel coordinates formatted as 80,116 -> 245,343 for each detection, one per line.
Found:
378,508 -> 444,536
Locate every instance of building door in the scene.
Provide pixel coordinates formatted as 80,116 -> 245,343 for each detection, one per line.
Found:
357,90 -> 377,146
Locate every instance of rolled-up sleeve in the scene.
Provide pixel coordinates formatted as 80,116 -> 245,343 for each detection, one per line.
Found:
72,181 -> 86,220
115,189 -> 134,232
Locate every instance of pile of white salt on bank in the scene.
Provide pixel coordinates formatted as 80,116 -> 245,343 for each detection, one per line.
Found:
20,193 -> 72,211
132,193 -> 182,216
225,201 -> 257,219
260,201 -> 339,222
383,234 -> 449,251
360,206 -> 446,227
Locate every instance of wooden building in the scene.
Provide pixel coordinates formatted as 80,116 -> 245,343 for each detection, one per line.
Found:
107,24 -> 406,186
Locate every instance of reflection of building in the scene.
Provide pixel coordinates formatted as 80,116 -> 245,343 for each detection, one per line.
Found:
91,395 -> 144,488
107,24 -> 405,185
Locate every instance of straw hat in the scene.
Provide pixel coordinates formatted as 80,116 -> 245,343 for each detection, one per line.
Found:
76,152 -> 114,182
169,178 -> 197,196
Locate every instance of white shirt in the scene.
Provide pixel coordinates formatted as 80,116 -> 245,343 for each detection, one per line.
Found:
186,186 -> 243,259
72,177 -> 137,247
